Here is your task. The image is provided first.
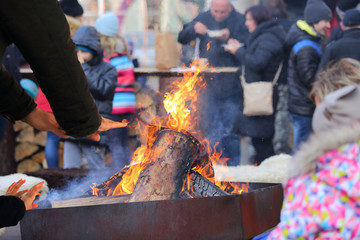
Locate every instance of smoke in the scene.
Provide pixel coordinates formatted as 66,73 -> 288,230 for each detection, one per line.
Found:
35,169 -> 116,208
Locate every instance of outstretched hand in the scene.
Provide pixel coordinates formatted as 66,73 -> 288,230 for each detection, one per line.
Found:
21,181 -> 44,210
22,108 -> 128,142
22,108 -> 68,139
5,179 -> 28,197
86,117 -> 128,141
5,179 -> 44,210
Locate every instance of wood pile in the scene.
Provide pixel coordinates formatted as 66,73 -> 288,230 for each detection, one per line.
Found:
13,121 -> 49,173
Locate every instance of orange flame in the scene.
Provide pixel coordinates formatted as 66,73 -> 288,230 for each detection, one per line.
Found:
206,41 -> 212,51
91,59 -> 248,197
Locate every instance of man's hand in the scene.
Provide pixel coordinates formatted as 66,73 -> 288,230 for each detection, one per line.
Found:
86,117 -> 128,141
216,28 -> 230,42
22,108 -> 128,142
194,22 -> 207,35
22,108 -> 68,139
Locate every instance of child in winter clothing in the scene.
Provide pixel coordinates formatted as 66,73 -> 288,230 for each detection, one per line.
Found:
63,25 -> 117,169
95,12 -> 136,169
267,58 -> 360,239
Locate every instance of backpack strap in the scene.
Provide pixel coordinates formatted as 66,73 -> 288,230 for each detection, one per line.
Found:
293,39 -> 322,56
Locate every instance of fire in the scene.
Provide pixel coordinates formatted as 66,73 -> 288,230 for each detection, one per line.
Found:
91,59 -> 248,197
206,41 -> 212,51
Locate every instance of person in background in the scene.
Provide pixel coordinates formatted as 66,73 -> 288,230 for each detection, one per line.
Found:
63,25 -> 117,169
266,58 -> 360,239
59,0 -> 83,36
286,0 -> 332,152
0,179 -> 44,228
263,0 -> 293,155
95,12 -> 136,169
319,8 -> 360,69
225,4 -> 285,165
178,0 -> 249,166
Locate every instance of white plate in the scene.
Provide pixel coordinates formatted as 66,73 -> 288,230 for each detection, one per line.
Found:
207,30 -> 223,38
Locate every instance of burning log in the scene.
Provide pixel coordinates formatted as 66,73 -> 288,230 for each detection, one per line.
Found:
129,129 -> 200,202
87,166 -> 129,196
184,170 -> 228,197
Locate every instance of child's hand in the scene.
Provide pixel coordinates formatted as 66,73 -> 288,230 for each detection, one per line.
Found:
5,179 -> 28,197
21,181 -> 44,210
77,51 -> 85,63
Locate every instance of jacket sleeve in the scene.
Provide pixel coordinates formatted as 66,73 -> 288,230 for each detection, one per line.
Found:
178,22 -> 197,45
83,64 -> 117,101
294,47 -> 320,88
0,196 -> 26,228
0,0 -> 101,138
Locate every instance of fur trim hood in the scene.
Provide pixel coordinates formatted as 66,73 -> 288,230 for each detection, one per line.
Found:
289,121 -> 360,178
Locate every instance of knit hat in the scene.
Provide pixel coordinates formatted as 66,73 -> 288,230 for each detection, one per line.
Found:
304,0 -> 332,24
59,0 -> 84,18
76,45 -> 96,55
312,85 -> 360,133
95,12 -> 119,37
343,9 -> 360,27
20,79 -> 38,99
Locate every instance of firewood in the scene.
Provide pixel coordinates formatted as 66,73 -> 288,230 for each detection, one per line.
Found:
13,121 -> 30,132
31,151 -> 45,164
51,195 -> 130,208
129,129 -> 200,202
86,166 -> 130,196
17,159 -> 42,173
16,126 -> 34,143
15,142 -> 39,162
185,170 -> 228,197
33,131 -> 47,147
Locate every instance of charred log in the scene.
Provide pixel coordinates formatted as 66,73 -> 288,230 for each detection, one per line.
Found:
86,166 -> 130,196
184,170 -> 228,198
129,129 -> 200,202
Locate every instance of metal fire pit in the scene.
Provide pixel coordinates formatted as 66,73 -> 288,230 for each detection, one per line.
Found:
20,182 -> 283,240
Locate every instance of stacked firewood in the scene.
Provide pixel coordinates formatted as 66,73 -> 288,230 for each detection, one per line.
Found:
13,121 -> 49,173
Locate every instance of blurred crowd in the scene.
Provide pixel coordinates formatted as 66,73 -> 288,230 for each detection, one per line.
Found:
1,0 -> 360,235
1,0 -> 360,169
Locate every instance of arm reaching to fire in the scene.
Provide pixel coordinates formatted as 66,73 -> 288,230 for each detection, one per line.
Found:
22,108 -> 128,141
0,179 -> 44,228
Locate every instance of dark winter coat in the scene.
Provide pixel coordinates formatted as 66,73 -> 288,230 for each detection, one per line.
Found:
72,26 -> 117,145
72,26 -> 117,118
286,20 -> 323,117
272,17 -> 294,85
0,196 -> 25,228
178,8 -> 249,98
178,8 -> 248,67
319,28 -> 360,70
232,20 -> 285,139
0,0 -> 101,138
